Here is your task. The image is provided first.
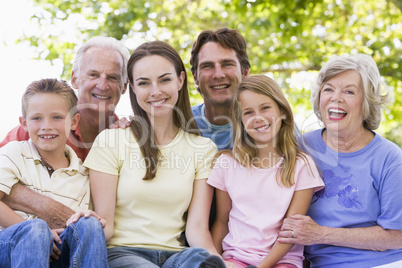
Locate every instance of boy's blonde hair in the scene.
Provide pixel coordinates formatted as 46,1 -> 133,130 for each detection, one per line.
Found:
22,78 -> 78,118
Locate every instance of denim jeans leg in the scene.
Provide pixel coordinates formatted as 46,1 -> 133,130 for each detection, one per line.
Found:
51,216 -> 108,268
107,247 -> 160,268
162,247 -> 210,268
0,219 -> 53,268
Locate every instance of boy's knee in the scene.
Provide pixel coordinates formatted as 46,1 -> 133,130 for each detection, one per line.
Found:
79,216 -> 101,227
72,216 -> 103,235
17,219 -> 52,246
24,219 -> 51,235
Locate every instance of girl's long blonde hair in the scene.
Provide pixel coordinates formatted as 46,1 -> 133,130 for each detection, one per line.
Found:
231,75 -> 310,187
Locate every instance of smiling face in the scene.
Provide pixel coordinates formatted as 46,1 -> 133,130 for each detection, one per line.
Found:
193,42 -> 248,108
71,46 -> 126,115
20,93 -> 79,157
239,90 -> 283,149
319,70 -> 365,136
131,55 -> 184,120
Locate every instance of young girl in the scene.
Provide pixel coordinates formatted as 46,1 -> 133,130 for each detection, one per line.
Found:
68,41 -> 224,268
208,75 -> 324,268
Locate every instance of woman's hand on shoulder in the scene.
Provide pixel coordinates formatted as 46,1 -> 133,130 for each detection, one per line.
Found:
109,116 -> 133,129
66,210 -> 107,228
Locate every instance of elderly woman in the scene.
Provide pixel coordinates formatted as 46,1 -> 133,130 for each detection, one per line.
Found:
278,54 -> 402,267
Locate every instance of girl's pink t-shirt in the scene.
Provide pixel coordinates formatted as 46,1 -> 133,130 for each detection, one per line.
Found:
207,154 -> 324,267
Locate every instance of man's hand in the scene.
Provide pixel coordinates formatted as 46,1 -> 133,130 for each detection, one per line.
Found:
41,200 -> 75,229
3,183 -> 75,228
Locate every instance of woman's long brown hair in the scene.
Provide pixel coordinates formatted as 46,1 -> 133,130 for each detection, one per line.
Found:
127,41 -> 200,180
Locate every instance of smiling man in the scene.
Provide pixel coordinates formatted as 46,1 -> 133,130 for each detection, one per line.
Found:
69,37 -> 129,159
1,37 -> 129,161
187,28 -> 250,235
0,36 -> 130,229
190,28 -> 250,150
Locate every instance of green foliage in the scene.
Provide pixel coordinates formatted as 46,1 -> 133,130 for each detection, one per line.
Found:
21,0 -> 402,147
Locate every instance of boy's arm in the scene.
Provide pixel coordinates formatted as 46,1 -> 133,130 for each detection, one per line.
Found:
258,188 -> 314,268
0,192 -> 25,228
2,183 -> 74,229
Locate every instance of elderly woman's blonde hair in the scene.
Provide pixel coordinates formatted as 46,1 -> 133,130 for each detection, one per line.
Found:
310,54 -> 393,130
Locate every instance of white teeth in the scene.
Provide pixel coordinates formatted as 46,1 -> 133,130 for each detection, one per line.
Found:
40,135 -> 57,139
329,108 -> 346,114
256,125 -> 269,131
150,99 -> 166,105
212,85 -> 228,89
93,94 -> 110,99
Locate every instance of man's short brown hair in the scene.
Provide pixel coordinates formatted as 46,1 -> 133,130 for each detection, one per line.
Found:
190,28 -> 250,77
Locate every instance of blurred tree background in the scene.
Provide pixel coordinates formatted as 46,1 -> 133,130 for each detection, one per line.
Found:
20,0 -> 402,146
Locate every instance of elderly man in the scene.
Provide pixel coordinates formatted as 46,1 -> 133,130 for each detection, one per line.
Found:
0,36 -> 129,228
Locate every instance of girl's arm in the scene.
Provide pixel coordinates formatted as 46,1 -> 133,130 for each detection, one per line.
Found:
278,215 -> 402,251
0,192 -> 25,228
86,169 -> 118,241
211,188 -> 231,254
258,188 -> 315,268
186,179 -> 220,256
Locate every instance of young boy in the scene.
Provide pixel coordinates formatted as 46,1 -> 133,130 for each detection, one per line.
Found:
0,78 -> 108,267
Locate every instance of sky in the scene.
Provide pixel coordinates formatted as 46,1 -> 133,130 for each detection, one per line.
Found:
0,0 -> 133,140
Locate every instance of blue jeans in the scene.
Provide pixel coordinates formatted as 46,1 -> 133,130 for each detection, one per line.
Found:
51,216 -> 108,268
108,246 -> 210,268
0,219 -> 53,268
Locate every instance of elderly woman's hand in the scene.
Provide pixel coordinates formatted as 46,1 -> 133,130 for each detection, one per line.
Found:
277,214 -> 325,246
